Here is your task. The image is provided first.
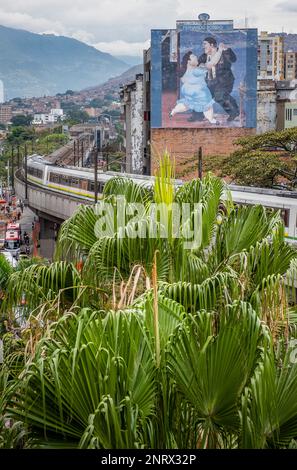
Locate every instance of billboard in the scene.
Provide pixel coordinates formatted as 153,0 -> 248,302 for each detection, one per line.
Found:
151,21 -> 257,129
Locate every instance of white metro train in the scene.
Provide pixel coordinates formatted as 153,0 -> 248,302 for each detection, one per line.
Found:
26,155 -> 297,243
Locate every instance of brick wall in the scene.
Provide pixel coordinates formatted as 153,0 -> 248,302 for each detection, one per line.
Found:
151,127 -> 256,178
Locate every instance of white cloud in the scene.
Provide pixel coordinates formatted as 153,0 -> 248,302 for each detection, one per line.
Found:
277,1 -> 297,12
0,0 -> 296,55
0,9 -> 65,34
69,30 -> 95,44
94,39 -> 150,57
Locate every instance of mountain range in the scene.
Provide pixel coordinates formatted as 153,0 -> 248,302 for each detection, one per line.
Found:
84,63 -> 143,94
0,25 -> 130,99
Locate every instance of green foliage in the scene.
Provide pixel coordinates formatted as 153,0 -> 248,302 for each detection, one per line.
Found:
89,98 -> 105,108
66,109 -> 89,124
223,128 -> 297,188
2,128 -> 69,166
11,115 -> 32,127
0,254 -> 14,291
225,150 -> 286,187
2,261 -> 84,314
6,295 -> 297,449
6,126 -> 35,145
168,302 -> 264,447
8,308 -> 157,448
45,133 -> 67,143
234,128 -> 297,155
1,158 -> 297,448
240,346 -> 297,448
0,368 -> 30,449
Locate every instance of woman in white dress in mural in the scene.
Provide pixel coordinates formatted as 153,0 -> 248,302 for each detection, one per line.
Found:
169,44 -> 224,124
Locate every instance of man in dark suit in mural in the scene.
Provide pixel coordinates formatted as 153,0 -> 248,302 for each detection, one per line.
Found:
188,36 -> 240,122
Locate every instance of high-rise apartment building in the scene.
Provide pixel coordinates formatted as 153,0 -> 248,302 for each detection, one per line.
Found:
0,105 -> 12,123
285,50 -> 297,81
258,32 -> 284,80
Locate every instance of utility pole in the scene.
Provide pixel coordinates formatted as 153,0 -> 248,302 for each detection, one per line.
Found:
73,140 -> 76,166
94,127 -> 102,203
24,143 -> 28,202
198,147 -> 203,180
17,145 -> 20,168
7,158 -> 10,191
94,146 -> 98,204
81,140 -> 84,167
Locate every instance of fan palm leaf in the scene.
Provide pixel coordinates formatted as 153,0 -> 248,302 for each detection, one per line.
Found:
167,301 -> 264,448
8,308 -> 157,448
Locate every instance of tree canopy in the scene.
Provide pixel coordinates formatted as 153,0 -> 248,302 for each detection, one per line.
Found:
2,158 -> 297,449
11,115 -> 32,127
6,126 -> 35,146
224,128 -> 297,188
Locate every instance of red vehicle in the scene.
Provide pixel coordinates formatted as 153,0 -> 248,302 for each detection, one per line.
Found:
7,223 -> 21,233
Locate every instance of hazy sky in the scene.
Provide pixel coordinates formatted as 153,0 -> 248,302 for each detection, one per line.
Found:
0,0 -> 296,56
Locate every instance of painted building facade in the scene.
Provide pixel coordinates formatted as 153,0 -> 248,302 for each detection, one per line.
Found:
120,74 -> 147,174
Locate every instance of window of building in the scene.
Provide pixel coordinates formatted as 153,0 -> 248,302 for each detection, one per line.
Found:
286,108 -> 293,121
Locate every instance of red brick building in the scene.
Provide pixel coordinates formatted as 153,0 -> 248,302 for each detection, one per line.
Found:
150,127 -> 256,178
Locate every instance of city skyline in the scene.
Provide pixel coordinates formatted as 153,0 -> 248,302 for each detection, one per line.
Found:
0,0 -> 296,58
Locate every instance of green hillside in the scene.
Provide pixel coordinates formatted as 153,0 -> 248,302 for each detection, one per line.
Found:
0,25 -> 129,99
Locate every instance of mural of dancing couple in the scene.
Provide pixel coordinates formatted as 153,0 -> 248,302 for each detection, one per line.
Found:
169,37 -> 239,125
153,26 -> 257,129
